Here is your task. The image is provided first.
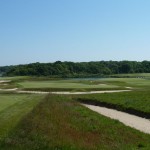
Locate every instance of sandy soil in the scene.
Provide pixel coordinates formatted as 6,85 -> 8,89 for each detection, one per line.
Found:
83,104 -> 150,134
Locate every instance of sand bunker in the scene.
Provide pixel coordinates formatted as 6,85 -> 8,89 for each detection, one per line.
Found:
83,104 -> 150,134
18,90 -> 131,95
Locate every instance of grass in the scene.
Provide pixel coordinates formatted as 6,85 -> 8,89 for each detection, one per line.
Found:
76,90 -> 150,116
95,78 -> 150,88
0,94 -> 150,150
18,80 -> 119,89
0,76 -> 29,81
16,77 -> 150,92
110,73 -> 150,78
0,94 -> 44,139
0,95 -> 23,112
2,76 -> 150,91
0,76 -> 150,149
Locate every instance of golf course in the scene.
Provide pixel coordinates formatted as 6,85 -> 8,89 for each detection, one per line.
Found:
1,0 -> 150,149
0,74 -> 150,149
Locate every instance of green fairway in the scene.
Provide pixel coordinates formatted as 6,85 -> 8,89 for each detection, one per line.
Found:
0,95 -> 23,112
0,94 -> 44,138
17,78 -> 150,92
2,76 -> 150,91
18,80 -> 119,89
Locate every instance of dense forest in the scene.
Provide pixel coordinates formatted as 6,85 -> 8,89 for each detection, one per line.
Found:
1,61 -> 150,77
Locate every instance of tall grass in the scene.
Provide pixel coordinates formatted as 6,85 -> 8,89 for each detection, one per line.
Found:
76,90 -> 150,114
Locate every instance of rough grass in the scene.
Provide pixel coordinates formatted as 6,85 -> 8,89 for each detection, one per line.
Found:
0,81 -> 17,89
0,94 -> 150,150
0,76 -> 30,83
110,73 -> 150,78
97,78 -> 150,88
76,90 -> 150,115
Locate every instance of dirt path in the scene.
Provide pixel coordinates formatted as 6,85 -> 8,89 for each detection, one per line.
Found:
17,90 -> 131,95
83,104 -> 150,134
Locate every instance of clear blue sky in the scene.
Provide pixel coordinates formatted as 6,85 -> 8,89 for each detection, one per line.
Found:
0,0 -> 150,66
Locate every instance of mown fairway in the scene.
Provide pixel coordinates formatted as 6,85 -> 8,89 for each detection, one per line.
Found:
18,80 -> 119,89
16,77 -> 150,91
0,94 -> 44,139
2,76 -> 150,90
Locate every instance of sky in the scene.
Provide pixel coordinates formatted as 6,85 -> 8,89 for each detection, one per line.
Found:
0,0 -> 150,66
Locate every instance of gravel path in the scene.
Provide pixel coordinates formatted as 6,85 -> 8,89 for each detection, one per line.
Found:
83,104 -> 150,134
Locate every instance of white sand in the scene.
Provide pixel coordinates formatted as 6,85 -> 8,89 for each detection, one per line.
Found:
83,104 -> 150,134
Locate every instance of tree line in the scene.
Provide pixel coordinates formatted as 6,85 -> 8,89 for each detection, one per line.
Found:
1,61 -> 150,77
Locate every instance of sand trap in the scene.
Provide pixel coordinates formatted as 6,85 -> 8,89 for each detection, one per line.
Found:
126,87 -> 133,89
18,90 -> 49,94
98,84 -> 107,86
52,90 -> 131,95
83,104 -> 150,134
0,88 -> 18,91
0,80 -> 11,83
17,90 -> 131,95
